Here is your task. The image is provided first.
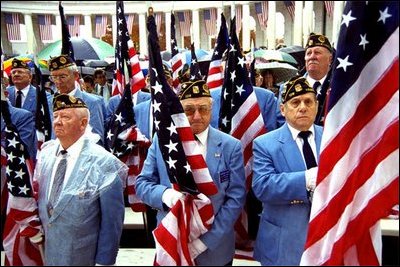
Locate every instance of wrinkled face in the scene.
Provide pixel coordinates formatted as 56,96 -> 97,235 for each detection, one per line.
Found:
10,68 -> 32,89
280,92 -> 318,131
50,69 -> 78,94
53,108 -> 87,144
305,46 -> 332,80
181,97 -> 212,134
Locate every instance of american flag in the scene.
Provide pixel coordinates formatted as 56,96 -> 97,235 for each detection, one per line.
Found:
37,14 -> 53,41
206,13 -> 229,91
324,1 -> 335,18
177,11 -> 191,37
301,2 -> 399,265
255,2 -> 268,31
204,8 -> 217,36
1,101 -> 44,266
125,14 -> 135,35
4,13 -> 21,41
67,15 -> 80,37
219,17 -> 266,249
106,83 -> 151,212
95,15 -> 108,38
33,62 -> 52,151
147,13 -> 218,265
59,2 -> 75,60
189,43 -> 203,80
170,13 -> 184,90
112,1 -> 145,96
284,1 -> 295,21
235,6 -> 242,37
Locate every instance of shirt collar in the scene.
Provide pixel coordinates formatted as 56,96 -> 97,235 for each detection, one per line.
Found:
306,74 -> 327,88
287,123 -> 315,141
56,135 -> 85,157
16,85 -> 30,97
195,126 -> 209,145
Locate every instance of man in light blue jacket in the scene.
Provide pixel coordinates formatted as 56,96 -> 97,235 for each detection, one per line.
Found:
35,94 -> 127,265
252,76 -> 323,265
135,79 -> 246,265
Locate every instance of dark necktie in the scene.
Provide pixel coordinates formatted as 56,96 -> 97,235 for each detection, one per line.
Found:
47,150 -> 68,216
298,131 -> 317,169
313,81 -> 321,96
15,90 -> 23,108
99,86 -> 104,96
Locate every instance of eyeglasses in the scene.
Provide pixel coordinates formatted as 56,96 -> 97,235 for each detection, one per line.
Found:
49,74 -> 70,82
183,105 -> 211,116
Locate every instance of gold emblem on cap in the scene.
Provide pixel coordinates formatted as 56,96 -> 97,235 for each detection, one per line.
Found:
52,62 -> 58,68
318,35 -> 325,43
193,86 -> 199,94
69,95 -> 77,103
308,40 -> 313,46
295,84 -> 302,92
60,57 -> 67,64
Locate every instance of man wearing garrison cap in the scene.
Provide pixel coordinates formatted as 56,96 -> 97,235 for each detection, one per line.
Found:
136,77 -> 246,265
252,75 -> 323,265
304,32 -> 334,125
48,55 -> 107,146
6,58 -> 52,125
34,93 -> 127,266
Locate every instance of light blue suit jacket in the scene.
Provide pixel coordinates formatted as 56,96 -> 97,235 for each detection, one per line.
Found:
133,99 -> 152,139
1,101 -> 37,161
105,91 -> 151,125
135,127 -> 246,265
7,85 -> 52,122
252,123 -> 323,265
210,86 -> 281,132
35,138 -> 127,265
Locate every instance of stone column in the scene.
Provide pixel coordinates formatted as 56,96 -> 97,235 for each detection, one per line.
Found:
24,13 -> 37,54
303,1 -> 314,46
332,1 -> 344,48
293,1 -> 303,46
192,9 -> 200,48
83,15 -> 93,39
266,1 -> 276,49
165,11 -> 171,52
242,3 -> 250,51
139,12 -> 147,58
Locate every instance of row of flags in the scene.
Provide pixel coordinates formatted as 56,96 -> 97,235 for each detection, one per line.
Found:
1,1 -> 398,266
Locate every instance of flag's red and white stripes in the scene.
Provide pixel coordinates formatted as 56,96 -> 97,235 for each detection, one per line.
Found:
126,14 -> 135,35
235,6 -> 242,37
3,196 -> 43,266
153,193 -> 214,266
324,1 -> 334,17
117,126 -> 151,212
255,2 -> 268,31
171,52 -> 184,89
67,15 -> 80,37
206,59 -> 224,90
301,27 -> 399,266
177,11 -> 191,37
204,9 -> 217,36
128,40 -> 146,94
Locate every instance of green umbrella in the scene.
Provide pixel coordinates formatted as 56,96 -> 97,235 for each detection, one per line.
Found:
253,49 -> 298,65
38,37 -> 114,61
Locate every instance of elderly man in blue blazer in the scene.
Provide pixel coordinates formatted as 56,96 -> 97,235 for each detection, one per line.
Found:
35,94 -> 127,265
47,55 -> 106,146
6,58 -> 52,122
252,76 -> 323,265
135,79 -> 246,265
210,86 -> 282,132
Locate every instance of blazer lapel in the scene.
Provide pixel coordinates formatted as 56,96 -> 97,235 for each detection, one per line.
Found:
205,127 -> 222,179
279,124 -> 305,171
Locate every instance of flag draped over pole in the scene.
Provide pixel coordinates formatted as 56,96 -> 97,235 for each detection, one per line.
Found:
301,2 -> 399,265
4,13 -> 21,41
95,15 -> 108,38
170,13 -> 184,90
112,1 -> 145,96
219,16 -> 266,249
59,1 -> 75,60
147,9 -> 218,265
203,9 -> 217,36
284,1 -> 295,22
37,14 -> 53,41
1,101 -> 44,266
33,62 -> 52,151
206,13 -> 229,91
255,2 -> 268,31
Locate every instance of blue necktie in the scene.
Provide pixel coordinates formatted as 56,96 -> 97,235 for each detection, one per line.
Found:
47,150 -> 68,216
